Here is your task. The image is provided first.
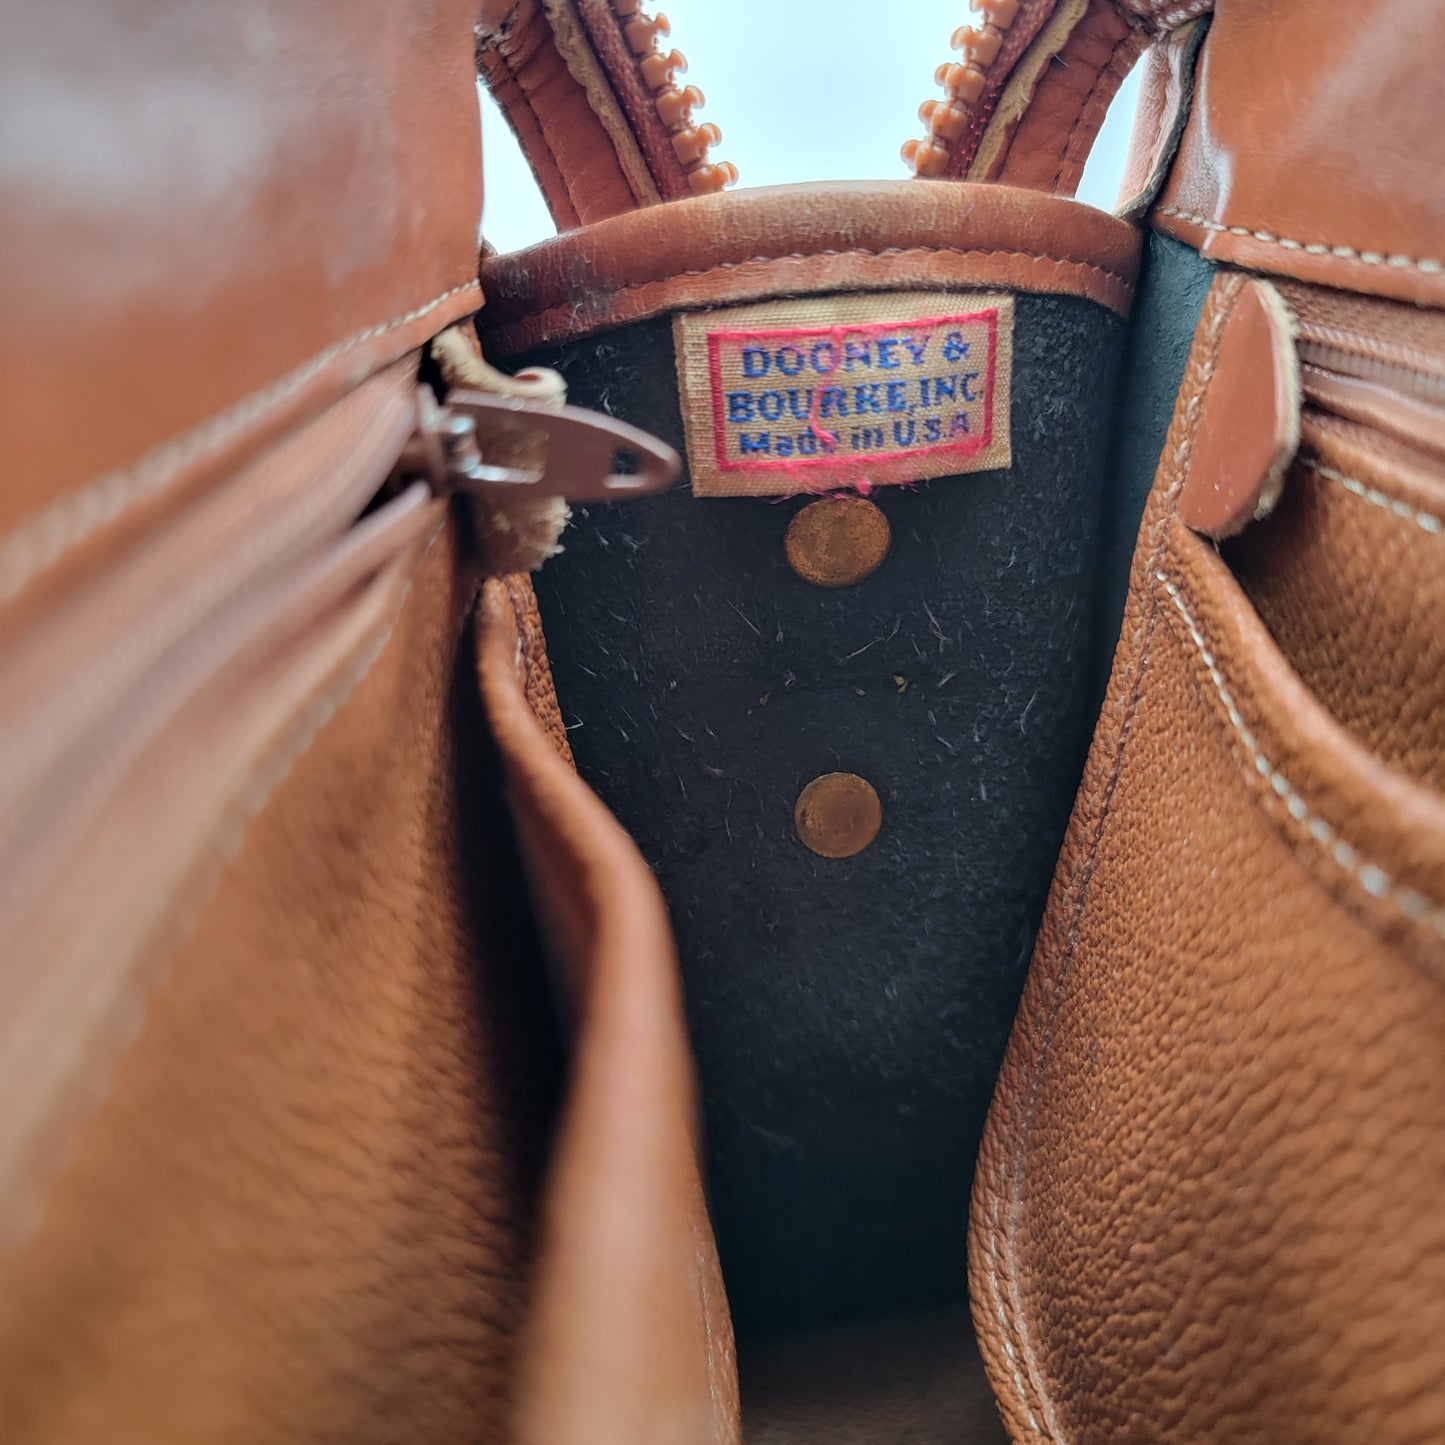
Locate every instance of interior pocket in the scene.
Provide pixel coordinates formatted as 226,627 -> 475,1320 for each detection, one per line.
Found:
1227,283 -> 1445,793
1163,517 -> 1445,970
0,360 -> 444,1249
972,502 -> 1445,1442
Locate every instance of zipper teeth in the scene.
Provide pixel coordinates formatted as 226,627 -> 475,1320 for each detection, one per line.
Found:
1297,333 -> 1445,409
904,0 -> 1022,178
0,483 -> 436,934
607,0 -> 737,195
0,374 -> 416,824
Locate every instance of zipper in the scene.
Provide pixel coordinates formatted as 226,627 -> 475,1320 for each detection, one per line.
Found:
1273,281 -> 1445,462
904,0 -> 1025,178
0,360 -> 680,1247
1,371 -> 680,918
0,376 -> 678,855
600,0 -> 737,196
1297,332 -> 1445,460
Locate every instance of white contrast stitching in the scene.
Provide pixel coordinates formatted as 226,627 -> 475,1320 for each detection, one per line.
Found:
0,280 -> 481,605
987,1191 -> 1047,1438
1158,571 -> 1445,937
1304,459 -> 1445,537
977,281 -> 1243,1445
1156,206 -> 1445,277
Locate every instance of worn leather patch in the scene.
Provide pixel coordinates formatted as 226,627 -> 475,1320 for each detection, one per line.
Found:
675,292 -> 1013,497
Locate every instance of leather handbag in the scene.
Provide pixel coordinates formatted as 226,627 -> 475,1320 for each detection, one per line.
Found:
2,2 -> 1441,1442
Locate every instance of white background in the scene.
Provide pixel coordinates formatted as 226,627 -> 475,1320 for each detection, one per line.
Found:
478,0 -> 1140,253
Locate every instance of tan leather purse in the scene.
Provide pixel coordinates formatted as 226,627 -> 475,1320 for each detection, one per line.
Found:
3,3 -> 1441,1442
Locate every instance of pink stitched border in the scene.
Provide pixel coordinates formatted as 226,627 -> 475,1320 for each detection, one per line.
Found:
705,308 -> 1000,475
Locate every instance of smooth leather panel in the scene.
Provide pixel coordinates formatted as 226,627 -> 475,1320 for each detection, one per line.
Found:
479,578 -> 740,1445
1154,0 -> 1445,305
479,181 -> 1143,355
0,0 -> 483,600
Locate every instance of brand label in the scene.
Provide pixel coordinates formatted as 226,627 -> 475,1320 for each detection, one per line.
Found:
675,292 -> 1012,497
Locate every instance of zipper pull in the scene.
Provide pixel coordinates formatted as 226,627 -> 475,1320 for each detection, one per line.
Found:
399,385 -> 680,502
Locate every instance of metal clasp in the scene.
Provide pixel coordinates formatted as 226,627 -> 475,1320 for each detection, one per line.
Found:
400,385 -> 680,502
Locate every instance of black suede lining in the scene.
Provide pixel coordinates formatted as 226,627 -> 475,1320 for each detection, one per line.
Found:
1093,232 -> 1215,701
520,291 -> 1130,1334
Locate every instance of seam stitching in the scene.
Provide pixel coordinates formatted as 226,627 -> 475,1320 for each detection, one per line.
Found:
488,245 -> 1135,335
1158,571 -> 1445,935
1305,458 -> 1445,536
549,243 -> 1133,290
984,273 -> 1241,1442
1158,205 -> 1445,275
0,280 -> 481,605
1049,27 -> 1141,193
488,33 -> 584,230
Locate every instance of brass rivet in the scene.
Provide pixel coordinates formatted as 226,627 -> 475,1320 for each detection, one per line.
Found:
794,772 -> 882,858
784,496 -> 890,588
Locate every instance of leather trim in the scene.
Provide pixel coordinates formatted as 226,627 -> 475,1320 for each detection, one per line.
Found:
1152,0 -> 1445,306
477,0 -> 658,228
1156,204 -> 1445,304
478,181 -> 1142,355
981,0 -> 1147,194
479,578 -> 741,1445
505,576 -> 577,765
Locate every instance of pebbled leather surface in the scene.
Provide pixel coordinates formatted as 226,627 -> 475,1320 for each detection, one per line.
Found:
0,527 -> 563,1444
1230,411 -> 1445,795
972,274 -> 1445,1443
525,290 -> 1130,1333
0,537 -> 742,1445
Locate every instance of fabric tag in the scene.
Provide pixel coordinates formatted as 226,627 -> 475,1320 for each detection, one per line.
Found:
674,291 -> 1013,498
